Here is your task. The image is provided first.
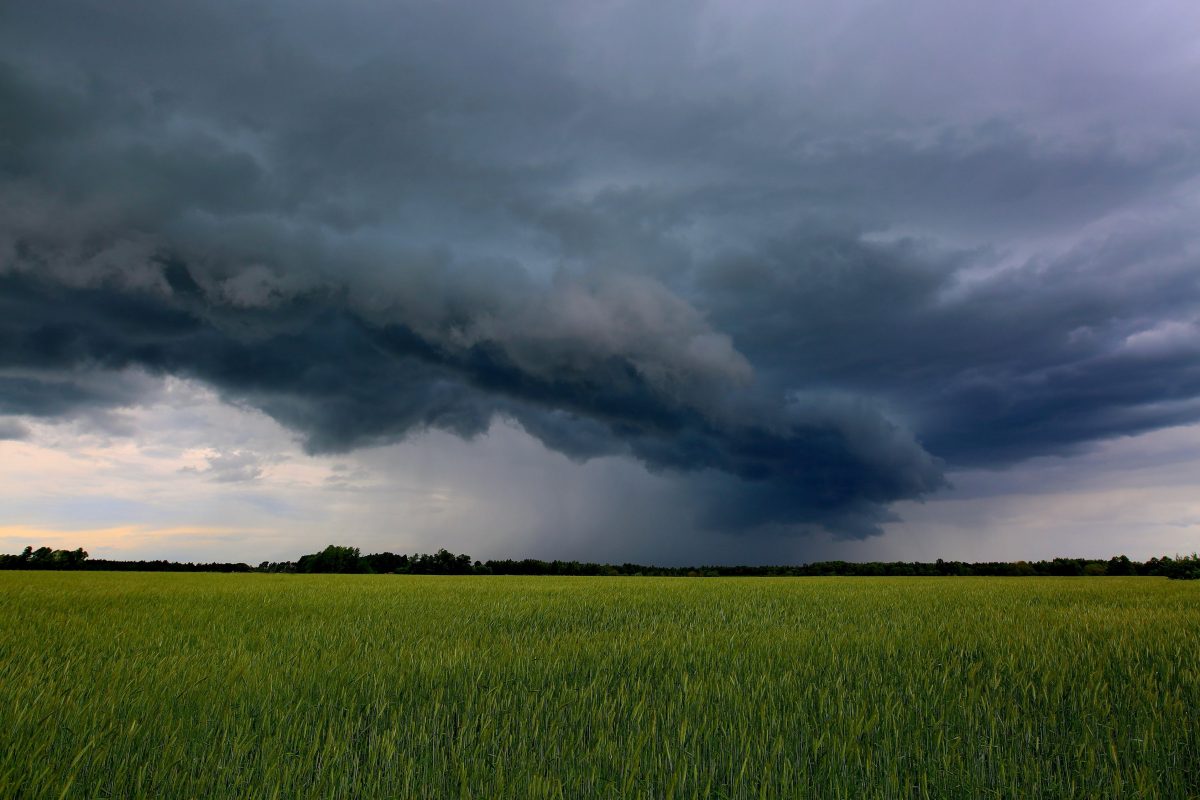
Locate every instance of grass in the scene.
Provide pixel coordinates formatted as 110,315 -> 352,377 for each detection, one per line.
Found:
1,573 -> 1197,798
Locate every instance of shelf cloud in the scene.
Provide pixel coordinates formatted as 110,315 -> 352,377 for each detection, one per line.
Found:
3,0 -> 1199,546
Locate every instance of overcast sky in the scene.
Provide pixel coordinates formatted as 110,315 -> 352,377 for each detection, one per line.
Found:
2,0 -> 1199,564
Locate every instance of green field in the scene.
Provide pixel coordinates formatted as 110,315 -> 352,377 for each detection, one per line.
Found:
1,574 -> 1197,798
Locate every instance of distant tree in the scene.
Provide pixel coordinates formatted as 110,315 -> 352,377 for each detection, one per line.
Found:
362,551 -> 410,574
1159,553 -> 1200,580
296,545 -> 366,574
1048,558 -> 1084,577
1107,555 -> 1134,576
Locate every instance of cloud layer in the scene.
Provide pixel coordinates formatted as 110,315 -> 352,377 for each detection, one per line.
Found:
3,0 -> 1199,543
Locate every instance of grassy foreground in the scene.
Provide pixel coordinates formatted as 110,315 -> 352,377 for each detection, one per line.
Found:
1,574 -> 1197,799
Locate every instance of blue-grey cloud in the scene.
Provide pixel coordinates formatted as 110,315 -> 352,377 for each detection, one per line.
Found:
0,418 -> 29,441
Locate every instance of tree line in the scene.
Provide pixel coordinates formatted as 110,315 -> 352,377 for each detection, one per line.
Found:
0,546 -> 253,572
2,544 -> 1198,579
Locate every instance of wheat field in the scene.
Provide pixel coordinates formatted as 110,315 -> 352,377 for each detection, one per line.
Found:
1,573 -> 1197,798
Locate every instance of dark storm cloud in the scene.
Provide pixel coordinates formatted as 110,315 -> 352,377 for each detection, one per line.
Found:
2,0 -> 1199,539
0,268 -> 944,535
701,229 -> 1200,465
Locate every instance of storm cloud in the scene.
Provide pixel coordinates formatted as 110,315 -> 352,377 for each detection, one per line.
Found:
2,0 -> 1199,541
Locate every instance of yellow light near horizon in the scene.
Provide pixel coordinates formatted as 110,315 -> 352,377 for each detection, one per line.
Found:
0,524 -> 267,557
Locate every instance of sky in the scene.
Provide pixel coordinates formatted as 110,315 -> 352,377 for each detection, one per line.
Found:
2,0 -> 1199,564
